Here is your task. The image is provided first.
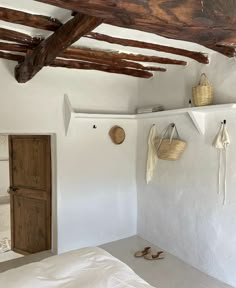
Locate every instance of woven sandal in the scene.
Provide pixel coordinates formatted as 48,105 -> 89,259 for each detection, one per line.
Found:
134,247 -> 151,257
144,251 -> 165,260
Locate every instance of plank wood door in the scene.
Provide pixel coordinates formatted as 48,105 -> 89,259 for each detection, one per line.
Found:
8,135 -> 51,255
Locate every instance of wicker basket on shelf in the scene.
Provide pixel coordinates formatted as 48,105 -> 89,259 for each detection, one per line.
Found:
192,73 -> 213,106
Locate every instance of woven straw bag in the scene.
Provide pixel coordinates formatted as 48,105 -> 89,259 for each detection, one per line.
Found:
192,73 -> 213,106
156,123 -> 187,161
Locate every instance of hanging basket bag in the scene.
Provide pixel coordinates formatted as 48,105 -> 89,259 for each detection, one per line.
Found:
192,73 -> 213,107
156,123 -> 187,161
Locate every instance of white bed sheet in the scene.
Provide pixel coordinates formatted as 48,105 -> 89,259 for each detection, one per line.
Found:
0,247 -> 157,288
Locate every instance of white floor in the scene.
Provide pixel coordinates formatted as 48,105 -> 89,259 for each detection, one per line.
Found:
101,236 -> 233,288
0,250 -> 53,273
0,250 -> 23,263
0,234 -> 24,263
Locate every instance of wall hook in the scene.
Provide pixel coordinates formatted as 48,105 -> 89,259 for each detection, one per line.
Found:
93,125 -> 97,129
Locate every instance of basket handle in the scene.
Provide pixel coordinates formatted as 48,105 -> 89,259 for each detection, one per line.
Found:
169,123 -> 180,143
156,123 -> 180,151
199,73 -> 210,86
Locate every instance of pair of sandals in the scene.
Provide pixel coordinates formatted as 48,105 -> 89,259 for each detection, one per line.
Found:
134,246 -> 165,260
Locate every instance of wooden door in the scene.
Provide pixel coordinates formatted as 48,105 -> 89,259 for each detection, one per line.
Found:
8,135 -> 51,255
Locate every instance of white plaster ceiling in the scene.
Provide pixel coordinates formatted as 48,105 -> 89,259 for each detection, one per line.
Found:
0,0 -> 223,71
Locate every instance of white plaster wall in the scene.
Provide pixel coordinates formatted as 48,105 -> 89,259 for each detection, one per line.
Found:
0,162 -> 9,197
0,136 -> 9,197
0,59 -> 138,254
0,203 -> 10,239
136,53 -> 236,287
0,136 -> 10,239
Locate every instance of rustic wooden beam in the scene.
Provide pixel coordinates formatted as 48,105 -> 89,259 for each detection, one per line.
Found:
0,28 -> 185,66
0,42 -> 30,53
0,7 -> 62,31
15,13 -> 102,83
0,7 -> 207,62
51,59 -> 153,78
64,47 -> 186,66
0,42 -> 166,72
0,51 -> 24,62
86,32 -> 209,64
0,51 -> 153,78
61,51 -> 166,71
36,0 -> 236,57
0,28 -> 40,46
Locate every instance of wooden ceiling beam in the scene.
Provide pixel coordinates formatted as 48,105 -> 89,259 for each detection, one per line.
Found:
0,7 -> 62,31
0,50 -> 154,79
15,13 -> 103,83
64,46 -> 186,66
36,0 -> 236,57
51,59 -> 153,78
0,7 -> 210,62
85,32 -> 209,64
0,42 -> 29,53
0,27 -> 40,46
0,28 -> 188,66
60,51 -> 167,71
0,41 -> 166,72
0,51 -> 24,62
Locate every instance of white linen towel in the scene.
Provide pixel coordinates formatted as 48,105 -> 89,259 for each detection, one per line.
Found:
146,125 -> 158,184
213,122 -> 230,205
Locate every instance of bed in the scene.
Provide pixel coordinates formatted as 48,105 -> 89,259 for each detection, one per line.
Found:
0,247 -> 156,288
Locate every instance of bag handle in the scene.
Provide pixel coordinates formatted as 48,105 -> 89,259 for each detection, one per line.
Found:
199,73 -> 210,86
169,123 -> 180,141
156,123 -> 180,151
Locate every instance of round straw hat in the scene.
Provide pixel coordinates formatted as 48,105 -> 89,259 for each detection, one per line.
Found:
109,126 -> 125,145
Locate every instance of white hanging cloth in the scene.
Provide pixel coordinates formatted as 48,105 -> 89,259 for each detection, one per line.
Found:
212,122 -> 230,205
146,125 -> 158,184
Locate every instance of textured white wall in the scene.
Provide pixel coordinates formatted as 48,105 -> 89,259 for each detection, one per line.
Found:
0,59 -> 138,254
0,136 -> 9,196
136,53 -> 236,287
0,203 -> 10,238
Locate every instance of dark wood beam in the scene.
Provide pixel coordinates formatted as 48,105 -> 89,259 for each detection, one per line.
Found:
86,32 -> 209,64
15,13 -> 102,83
0,51 -> 24,62
51,59 -> 153,78
64,47 -> 186,66
0,41 -> 166,72
0,8 -> 209,62
0,7 -> 62,31
0,28 -> 186,66
36,0 -> 236,57
60,51 -> 166,71
0,51 -> 153,78
0,28 -> 40,46
0,42 -> 30,53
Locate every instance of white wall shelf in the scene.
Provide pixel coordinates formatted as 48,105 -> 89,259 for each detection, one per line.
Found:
137,103 -> 236,134
64,95 -> 136,135
64,95 -> 236,135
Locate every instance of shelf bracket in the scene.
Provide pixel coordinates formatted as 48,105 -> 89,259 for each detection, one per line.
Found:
64,94 -> 73,136
188,111 -> 205,135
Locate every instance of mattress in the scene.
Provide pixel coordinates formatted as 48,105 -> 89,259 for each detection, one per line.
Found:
0,247 -> 156,288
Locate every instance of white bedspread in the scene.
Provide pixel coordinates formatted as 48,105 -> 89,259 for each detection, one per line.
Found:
0,247 -> 156,288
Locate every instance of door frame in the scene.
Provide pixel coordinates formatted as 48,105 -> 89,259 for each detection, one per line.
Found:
1,132 -> 57,254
